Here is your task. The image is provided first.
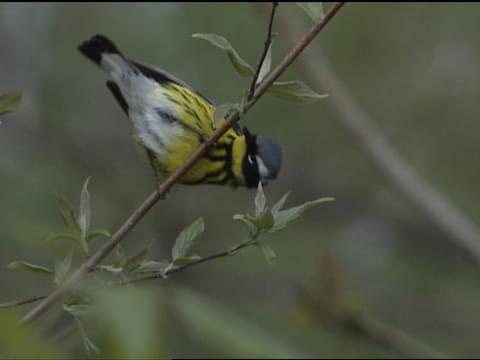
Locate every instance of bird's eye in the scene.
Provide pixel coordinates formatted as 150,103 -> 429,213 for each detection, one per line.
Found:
247,154 -> 254,164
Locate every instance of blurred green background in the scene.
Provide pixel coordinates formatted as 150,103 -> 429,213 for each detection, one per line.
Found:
1,2 -> 480,358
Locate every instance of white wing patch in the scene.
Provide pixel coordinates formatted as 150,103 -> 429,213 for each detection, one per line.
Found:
102,54 -> 183,156
100,54 -> 129,77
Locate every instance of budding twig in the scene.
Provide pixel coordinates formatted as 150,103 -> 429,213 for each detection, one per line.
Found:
0,240 -> 251,309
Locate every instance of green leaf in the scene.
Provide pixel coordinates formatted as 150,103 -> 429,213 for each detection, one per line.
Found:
269,80 -> 328,104
0,92 -> 22,116
77,237 -> 89,256
7,261 -> 53,275
73,317 -> 100,359
87,228 -> 111,242
192,33 -> 254,78
254,210 -> 274,231
78,177 -> 91,237
124,240 -> 152,272
135,260 -> 170,273
234,210 -> 273,235
213,103 -> 240,128
64,292 -> 90,307
256,242 -> 277,264
96,265 -> 123,274
57,193 -> 89,254
271,191 -> 291,213
233,214 -> 258,237
172,218 -> 205,261
254,181 -> 266,217
172,255 -> 202,266
58,195 -> 81,235
63,303 -> 90,318
115,245 -> 127,268
81,330 -> 100,360
44,232 -> 81,245
272,197 -> 335,231
239,89 -> 249,115
54,251 -> 73,284
296,2 -> 324,23
256,43 -> 272,86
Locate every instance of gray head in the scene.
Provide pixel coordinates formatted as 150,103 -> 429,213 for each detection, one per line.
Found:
256,135 -> 283,184
242,128 -> 283,188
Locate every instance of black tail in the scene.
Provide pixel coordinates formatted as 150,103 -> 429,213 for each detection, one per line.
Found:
78,34 -> 122,66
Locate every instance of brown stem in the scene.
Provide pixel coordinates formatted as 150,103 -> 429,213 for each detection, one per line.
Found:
248,1 -> 278,101
20,2 -> 345,325
0,295 -> 47,310
341,314 -> 448,359
117,241 -> 249,285
1,241 -> 250,309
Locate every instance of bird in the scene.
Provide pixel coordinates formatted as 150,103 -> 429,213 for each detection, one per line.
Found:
78,34 -> 282,188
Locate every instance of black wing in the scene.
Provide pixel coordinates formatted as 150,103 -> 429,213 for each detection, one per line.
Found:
106,81 -> 129,115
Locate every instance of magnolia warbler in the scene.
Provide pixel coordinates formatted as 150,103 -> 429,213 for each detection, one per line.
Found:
78,35 -> 282,188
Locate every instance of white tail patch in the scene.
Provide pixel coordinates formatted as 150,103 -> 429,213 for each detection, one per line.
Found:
100,53 -> 132,80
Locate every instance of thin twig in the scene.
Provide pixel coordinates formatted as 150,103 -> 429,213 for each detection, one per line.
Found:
341,314 -> 448,359
271,3 -> 480,264
248,1 -> 278,101
20,2 -> 345,325
0,241 -> 251,309
0,295 -> 47,310
0,264 -> 132,310
117,240 -> 249,285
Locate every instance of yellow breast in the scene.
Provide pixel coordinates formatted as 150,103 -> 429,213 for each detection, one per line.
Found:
133,82 -> 248,187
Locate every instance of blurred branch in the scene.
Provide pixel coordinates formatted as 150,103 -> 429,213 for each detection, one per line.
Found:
298,251 -> 447,359
268,4 -> 480,263
0,295 -> 46,310
339,313 -> 448,359
19,2 -> 346,325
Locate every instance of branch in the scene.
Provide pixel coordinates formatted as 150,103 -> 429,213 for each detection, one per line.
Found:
0,295 -> 47,310
0,240 -> 251,310
270,4 -> 480,264
333,314 -> 449,359
20,2 -> 346,325
340,314 -> 448,359
116,240 -> 249,286
248,1 -> 278,101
